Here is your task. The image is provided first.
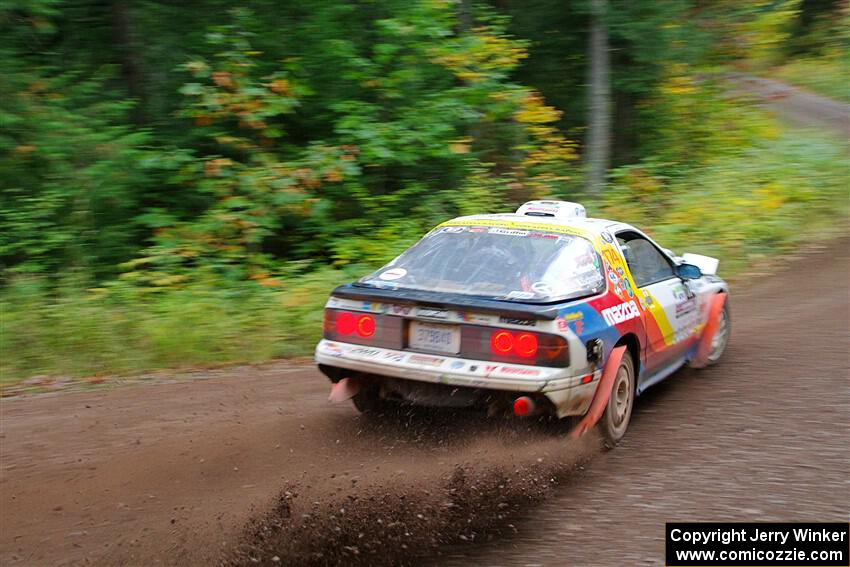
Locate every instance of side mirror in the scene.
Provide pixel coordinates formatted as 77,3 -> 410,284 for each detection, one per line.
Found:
676,263 -> 703,280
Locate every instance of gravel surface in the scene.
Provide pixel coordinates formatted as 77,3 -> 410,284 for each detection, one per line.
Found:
433,238 -> 850,566
1,239 -> 847,566
730,73 -> 849,137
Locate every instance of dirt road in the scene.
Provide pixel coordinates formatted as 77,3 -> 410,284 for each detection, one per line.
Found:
730,73 -> 849,137
2,237 -> 848,566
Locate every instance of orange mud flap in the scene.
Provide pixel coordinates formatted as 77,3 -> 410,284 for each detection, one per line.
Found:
690,292 -> 728,369
328,377 -> 361,403
569,345 -> 627,439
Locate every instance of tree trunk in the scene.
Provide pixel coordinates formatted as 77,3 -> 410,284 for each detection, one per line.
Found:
585,0 -> 611,196
111,0 -> 147,124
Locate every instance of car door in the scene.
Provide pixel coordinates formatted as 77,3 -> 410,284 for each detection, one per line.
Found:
615,231 -> 693,374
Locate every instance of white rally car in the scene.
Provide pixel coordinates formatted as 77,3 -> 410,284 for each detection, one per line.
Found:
315,201 -> 729,444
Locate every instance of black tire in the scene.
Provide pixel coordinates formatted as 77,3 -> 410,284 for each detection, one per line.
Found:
705,301 -> 730,365
601,351 -> 635,448
351,384 -> 387,414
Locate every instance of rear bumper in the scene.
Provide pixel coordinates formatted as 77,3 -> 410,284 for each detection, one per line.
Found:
315,339 -> 598,417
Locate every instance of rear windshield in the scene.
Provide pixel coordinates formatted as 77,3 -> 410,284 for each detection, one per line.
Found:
357,225 -> 605,303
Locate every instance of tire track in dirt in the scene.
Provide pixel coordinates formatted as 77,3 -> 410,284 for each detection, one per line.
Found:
1,368 -> 599,566
3,238 -> 846,567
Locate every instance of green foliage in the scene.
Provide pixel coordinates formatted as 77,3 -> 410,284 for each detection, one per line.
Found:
0,63 -> 154,278
603,127 -> 848,275
0,268 -> 349,382
131,4 -> 578,282
633,73 -> 780,169
1,0 -> 848,384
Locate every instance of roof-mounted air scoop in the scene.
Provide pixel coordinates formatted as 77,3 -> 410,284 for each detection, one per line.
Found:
515,200 -> 586,218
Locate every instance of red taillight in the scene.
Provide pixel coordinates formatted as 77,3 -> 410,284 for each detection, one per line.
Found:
356,314 -> 375,337
336,312 -> 376,338
324,309 -> 404,349
515,333 -> 538,358
489,329 -> 538,358
491,330 -> 514,354
336,311 -> 356,335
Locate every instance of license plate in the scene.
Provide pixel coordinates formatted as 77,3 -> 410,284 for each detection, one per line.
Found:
409,321 -> 461,355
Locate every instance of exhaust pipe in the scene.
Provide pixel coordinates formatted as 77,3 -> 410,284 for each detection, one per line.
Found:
513,396 -> 535,417
328,377 -> 361,403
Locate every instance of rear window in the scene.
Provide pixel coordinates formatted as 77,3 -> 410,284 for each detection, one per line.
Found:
357,225 -> 605,303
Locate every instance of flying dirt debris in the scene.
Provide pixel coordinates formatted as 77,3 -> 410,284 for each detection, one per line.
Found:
1,239 -> 847,567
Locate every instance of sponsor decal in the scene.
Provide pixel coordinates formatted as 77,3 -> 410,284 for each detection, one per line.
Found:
416,307 -> 448,319
450,360 -> 465,370
559,311 -> 584,334
671,283 -> 688,302
484,364 -> 499,376
529,232 -> 559,239
457,311 -> 492,324
469,365 -> 478,372
601,300 -> 641,326
438,218 -> 585,237
441,226 -> 466,233
601,248 -> 621,268
499,316 -> 536,327
675,298 -> 697,318
408,354 -> 445,367
390,304 -> 413,316
362,301 -> 384,312
350,347 -> 381,357
623,278 -> 634,298
382,351 -> 406,362
497,366 -> 542,376
322,342 -> 344,357
616,266 -> 624,277
468,227 -> 488,233
489,227 -> 530,237
379,268 -> 407,281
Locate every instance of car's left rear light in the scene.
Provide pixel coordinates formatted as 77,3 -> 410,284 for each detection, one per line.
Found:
323,309 -> 403,349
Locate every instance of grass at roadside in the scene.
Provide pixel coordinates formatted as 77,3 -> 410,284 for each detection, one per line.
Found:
0,270 -> 348,387
1,128 -> 847,388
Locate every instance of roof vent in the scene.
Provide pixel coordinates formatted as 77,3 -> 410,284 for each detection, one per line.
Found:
515,200 -> 586,219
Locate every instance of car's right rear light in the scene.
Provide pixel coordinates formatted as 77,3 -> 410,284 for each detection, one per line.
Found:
463,326 -> 569,367
489,330 -> 539,358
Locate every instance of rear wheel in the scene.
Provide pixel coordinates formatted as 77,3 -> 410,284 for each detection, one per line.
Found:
352,384 -> 388,414
601,352 -> 635,448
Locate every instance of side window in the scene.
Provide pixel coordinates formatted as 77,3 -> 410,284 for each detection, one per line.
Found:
616,232 -> 675,287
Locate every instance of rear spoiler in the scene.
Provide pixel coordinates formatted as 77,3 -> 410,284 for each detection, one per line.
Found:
331,284 -> 597,321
